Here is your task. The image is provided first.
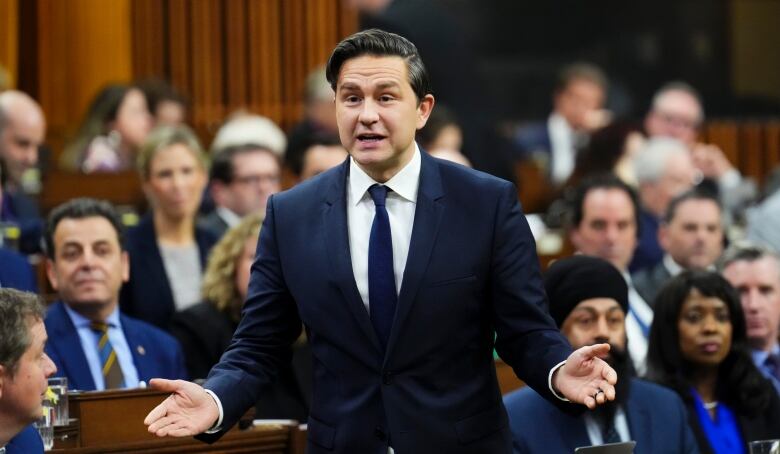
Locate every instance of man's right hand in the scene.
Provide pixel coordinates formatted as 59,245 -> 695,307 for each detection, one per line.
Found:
144,378 -> 220,437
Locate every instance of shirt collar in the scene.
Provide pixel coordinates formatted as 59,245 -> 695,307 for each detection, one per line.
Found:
63,303 -> 121,329
216,206 -> 242,227
752,344 -> 780,363
663,254 -> 684,276
348,143 -> 421,206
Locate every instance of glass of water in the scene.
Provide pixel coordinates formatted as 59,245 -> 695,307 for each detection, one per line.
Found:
750,440 -> 780,454
47,377 -> 69,426
35,405 -> 54,450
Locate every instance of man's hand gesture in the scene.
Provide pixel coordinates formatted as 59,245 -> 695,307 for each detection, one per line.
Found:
144,378 -> 220,437
553,344 -> 618,409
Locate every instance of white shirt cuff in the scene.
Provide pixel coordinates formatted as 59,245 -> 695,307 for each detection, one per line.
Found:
548,360 -> 570,402
203,389 -> 224,434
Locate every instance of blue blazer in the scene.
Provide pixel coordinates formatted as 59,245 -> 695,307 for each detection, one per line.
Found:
202,152 -> 572,453
5,424 -> 43,454
504,378 -> 699,454
119,215 -> 217,330
0,247 -> 36,292
44,301 -> 187,391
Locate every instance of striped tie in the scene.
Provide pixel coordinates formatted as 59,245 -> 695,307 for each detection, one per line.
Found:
90,321 -> 125,389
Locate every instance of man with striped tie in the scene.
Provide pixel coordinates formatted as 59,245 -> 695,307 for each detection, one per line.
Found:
42,198 -> 187,391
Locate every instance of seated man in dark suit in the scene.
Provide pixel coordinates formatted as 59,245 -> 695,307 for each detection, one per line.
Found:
633,190 -> 723,307
43,198 -> 187,391
504,256 -> 698,454
0,288 -> 57,453
0,246 -> 37,292
514,63 -> 608,187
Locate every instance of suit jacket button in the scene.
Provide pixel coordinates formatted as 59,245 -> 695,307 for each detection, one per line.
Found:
374,426 -> 387,441
382,372 -> 393,385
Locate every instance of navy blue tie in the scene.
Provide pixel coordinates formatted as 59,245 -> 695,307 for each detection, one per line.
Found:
368,184 -> 397,350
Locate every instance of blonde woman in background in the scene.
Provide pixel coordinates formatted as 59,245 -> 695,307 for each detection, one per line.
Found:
170,213 -> 311,421
119,126 -> 218,330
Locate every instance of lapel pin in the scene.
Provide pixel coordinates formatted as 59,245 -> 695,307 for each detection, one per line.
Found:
137,345 -> 146,355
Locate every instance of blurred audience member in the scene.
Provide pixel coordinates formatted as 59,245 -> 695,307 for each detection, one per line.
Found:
298,134 -> 348,181
0,289 -> 56,453
62,84 -> 152,173
630,137 -> 698,272
428,148 -> 472,168
644,82 -> 756,218
0,90 -> 45,222
202,143 -> 280,238
43,198 -> 186,390
634,190 -> 723,307
417,106 -> 463,153
170,214 -> 311,420
721,244 -> 780,395
285,67 -> 338,176
121,126 -> 217,330
745,189 -> 780,253
0,246 -> 36,292
138,78 -> 189,127
647,271 -> 780,452
211,113 -> 286,158
568,175 -> 651,374
567,121 -> 644,188
504,256 -> 697,454
515,63 -> 609,186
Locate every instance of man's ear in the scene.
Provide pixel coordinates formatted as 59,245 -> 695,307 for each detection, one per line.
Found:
46,259 -> 59,292
569,227 -> 582,251
121,251 -> 130,283
416,94 -> 435,130
210,181 -> 228,207
0,364 -> 6,398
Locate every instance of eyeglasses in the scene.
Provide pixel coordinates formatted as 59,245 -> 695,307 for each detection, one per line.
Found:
232,174 -> 280,186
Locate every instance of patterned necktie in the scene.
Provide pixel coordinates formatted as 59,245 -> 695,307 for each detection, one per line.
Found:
90,321 -> 125,389
367,184 -> 397,351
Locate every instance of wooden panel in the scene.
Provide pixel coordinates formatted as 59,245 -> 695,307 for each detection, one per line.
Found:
131,0 -> 166,78
247,0 -> 283,124
740,122 -> 764,184
190,0 -> 224,134
166,0 -> 192,104
703,121 -> 739,167
496,360 -> 525,395
35,0 -> 133,160
766,122 -> 780,174
0,0 -> 18,89
224,0 -> 249,112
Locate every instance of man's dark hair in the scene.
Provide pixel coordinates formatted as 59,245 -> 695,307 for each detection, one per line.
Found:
568,173 -> 641,238
719,242 -> 780,276
45,198 -> 124,259
209,144 -> 277,184
646,271 -> 774,417
663,189 -> 721,224
554,62 -> 608,94
0,288 -> 45,376
291,132 -> 343,176
325,28 -> 431,103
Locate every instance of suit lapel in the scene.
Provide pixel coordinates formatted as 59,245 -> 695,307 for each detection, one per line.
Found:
48,303 -> 96,391
122,316 -> 149,383
385,153 -> 444,362
626,385 -> 654,454
323,161 -> 382,353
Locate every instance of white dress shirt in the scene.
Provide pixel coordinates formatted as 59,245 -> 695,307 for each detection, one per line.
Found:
347,145 -> 420,309
623,272 -> 653,376
583,407 -> 631,445
548,113 -> 577,185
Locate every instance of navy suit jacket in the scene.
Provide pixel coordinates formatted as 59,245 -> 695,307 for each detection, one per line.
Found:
0,247 -> 36,292
4,424 -> 44,454
44,301 -> 187,391
120,215 -> 217,330
504,378 -> 699,454
202,153 -> 572,453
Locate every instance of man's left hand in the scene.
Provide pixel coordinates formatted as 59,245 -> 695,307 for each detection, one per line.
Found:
552,343 -> 618,409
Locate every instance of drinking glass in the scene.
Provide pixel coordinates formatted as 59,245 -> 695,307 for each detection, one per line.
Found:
750,440 -> 780,454
35,405 -> 54,450
47,377 -> 69,426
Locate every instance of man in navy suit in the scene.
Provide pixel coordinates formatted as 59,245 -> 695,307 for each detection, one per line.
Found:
0,288 -> 57,453
504,256 -> 698,454
145,29 -> 618,453
43,198 -> 186,391
0,246 -> 37,292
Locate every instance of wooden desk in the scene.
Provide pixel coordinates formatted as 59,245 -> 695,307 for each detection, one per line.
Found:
51,388 -> 306,454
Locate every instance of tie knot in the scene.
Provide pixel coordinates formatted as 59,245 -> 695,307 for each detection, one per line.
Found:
90,321 -> 109,334
368,184 -> 389,207
767,353 -> 780,369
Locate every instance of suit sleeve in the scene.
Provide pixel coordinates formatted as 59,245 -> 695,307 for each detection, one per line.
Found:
201,194 -> 302,435
490,182 -> 572,401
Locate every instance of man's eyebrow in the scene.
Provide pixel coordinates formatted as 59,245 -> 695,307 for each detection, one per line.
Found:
339,82 -> 360,91
376,81 -> 401,90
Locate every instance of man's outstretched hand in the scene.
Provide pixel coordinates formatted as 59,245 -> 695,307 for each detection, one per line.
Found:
144,378 -> 220,437
553,344 -> 618,409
